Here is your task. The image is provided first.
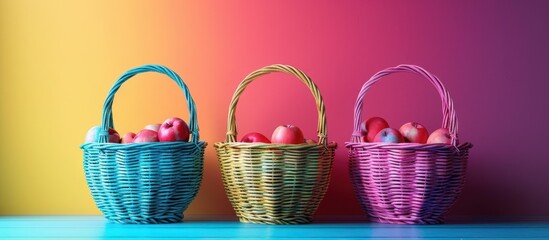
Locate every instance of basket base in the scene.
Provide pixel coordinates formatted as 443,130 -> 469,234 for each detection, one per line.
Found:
369,215 -> 444,225
238,216 -> 312,225
105,213 -> 184,224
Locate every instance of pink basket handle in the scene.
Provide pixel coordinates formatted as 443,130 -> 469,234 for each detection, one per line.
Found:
351,64 -> 459,145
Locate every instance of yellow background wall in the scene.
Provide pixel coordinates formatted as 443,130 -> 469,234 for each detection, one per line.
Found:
0,0 -> 233,215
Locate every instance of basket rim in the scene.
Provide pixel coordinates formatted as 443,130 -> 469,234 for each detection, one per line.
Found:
214,141 -> 337,149
345,141 -> 472,151
81,141 -> 207,150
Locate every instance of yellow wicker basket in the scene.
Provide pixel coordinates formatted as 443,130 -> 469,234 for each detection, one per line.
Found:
214,64 -> 337,224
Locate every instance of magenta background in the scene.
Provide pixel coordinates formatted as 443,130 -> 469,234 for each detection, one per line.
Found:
194,0 -> 549,218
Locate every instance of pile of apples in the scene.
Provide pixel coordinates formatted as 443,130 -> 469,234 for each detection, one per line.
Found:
84,117 -> 190,144
240,125 -> 316,144
360,117 -> 452,144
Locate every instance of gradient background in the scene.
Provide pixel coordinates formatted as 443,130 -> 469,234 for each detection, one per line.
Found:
1,0 -> 548,219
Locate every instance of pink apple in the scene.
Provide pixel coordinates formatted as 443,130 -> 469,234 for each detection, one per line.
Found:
121,132 -> 136,144
85,126 -> 120,143
133,129 -> 159,143
360,117 -> 390,142
144,124 -> 161,132
399,122 -> 429,143
271,125 -> 305,144
373,128 -> 405,143
427,128 -> 452,144
158,117 -> 190,142
241,132 -> 271,143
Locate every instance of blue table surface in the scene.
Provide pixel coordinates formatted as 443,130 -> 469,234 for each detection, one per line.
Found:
1,216 -> 548,240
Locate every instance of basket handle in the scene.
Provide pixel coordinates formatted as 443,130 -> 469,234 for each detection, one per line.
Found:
351,64 -> 459,145
226,64 -> 328,145
98,64 -> 200,143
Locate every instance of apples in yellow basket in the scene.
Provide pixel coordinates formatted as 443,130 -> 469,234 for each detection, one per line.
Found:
271,125 -> 305,144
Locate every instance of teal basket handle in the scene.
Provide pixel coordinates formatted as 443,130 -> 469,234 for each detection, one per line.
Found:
98,64 -> 200,143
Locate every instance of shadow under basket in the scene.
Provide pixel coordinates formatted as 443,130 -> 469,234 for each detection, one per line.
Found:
346,64 -> 473,224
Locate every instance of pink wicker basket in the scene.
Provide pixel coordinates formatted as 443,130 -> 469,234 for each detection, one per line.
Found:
345,64 -> 473,224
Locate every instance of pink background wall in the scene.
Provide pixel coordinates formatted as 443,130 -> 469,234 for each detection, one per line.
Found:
1,0 -> 548,218
202,0 -> 549,218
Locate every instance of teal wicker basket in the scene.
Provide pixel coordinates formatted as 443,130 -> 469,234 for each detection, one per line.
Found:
80,64 -> 206,224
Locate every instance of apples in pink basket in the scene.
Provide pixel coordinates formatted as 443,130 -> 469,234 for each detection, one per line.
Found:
144,124 -> 161,132
399,122 -> 429,143
158,117 -> 190,142
241,132 -> 271,143
121,132 -> 137,144
134,129 -> 159,143
373,128 -> 404,143
361,117 -> 390,142
85,126 -> 120,143
271,125 -> 305,144
427,128 -> 452,144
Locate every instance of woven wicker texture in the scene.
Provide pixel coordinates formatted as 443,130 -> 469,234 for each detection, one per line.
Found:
215,64 -> 337,224
345,64 -> 472,224
80,64 -> 206,224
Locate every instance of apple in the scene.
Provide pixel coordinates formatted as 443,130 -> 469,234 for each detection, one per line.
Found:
134,129 -> 159,143
241,132 -> 271,143
305,139 -> 317,144
144,123 -> 161,132
121,132 -> 136,144
271,125 -> 305,144
85,126 -> 120,143
427,128 -> 452,144
399,122 -> 429,143
373,128 -> 404,143
158,117 -> 190,142
361,117 -> 390,142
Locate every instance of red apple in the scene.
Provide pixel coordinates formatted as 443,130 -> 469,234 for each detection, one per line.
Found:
241,132 -> 271,143
373,128 -> 404,143
144,124 -> 161,132
361,117 -> 390,142
399,122 -> 429,143
134,129 -> 159,143
427,128 -> 452,144
158,117 -> 190,142
85,126 -> 120,143
271,125 -> 305,144
121,132 -> 136,144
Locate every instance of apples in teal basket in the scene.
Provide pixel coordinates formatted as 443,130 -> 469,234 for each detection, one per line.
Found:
85,117 -> 190,144
144,123 -> 161,132
134,129 -> 159,143
158,117 -> 190,142
85,126 -> 120,143
121,132 -> 136,144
